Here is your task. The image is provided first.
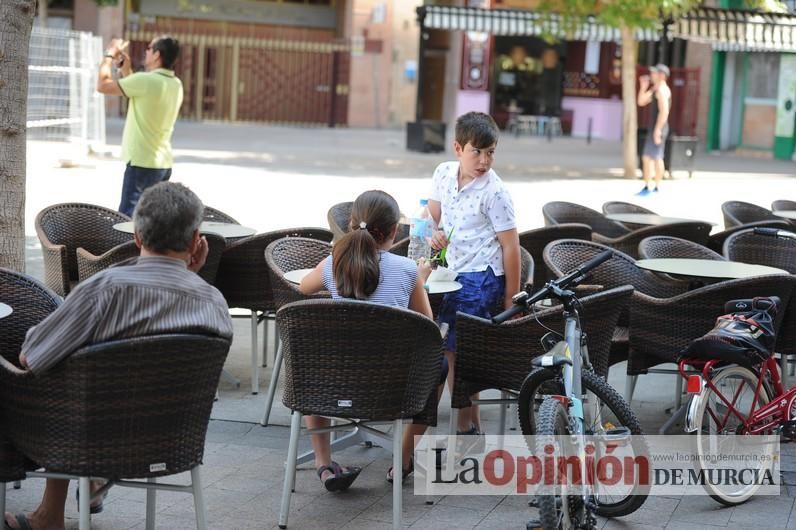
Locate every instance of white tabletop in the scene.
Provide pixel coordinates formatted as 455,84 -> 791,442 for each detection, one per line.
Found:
636,258 -> 788,279
773,210 -> 796,220
113,221 -> 256,239
425,281 -> 462,294
605,213 -> 713,226
0,302 -> 12,319
284,268 -> 314,285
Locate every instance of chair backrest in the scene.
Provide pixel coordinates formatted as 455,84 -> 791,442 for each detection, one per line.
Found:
265,237 -> 332,310
215,228 -> 333,311
601,201 -> 657,215
278,299 -> 441,421
203,206 -> 240,224
772,200 -> 796,212
542,201 -> 628,238
721,201 -> 779,228
35,203 -> 133,289
0,334 -> 230,478
706,219 -> 791,253
543,239 -> 687,298
608,221 -> 714,258
519,223 -> 592,288
327,201 -> 353,242
638,236 -> 725,261
195,232 -> 227,285
0,268 -> 61,366
76,240 -> 141,283
723,228 -> 796,274
389,237 -> 409,257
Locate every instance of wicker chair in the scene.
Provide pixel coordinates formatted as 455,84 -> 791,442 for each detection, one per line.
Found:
0,334 -> 231,530
0,269 -> 62,509
388,236 -> 409,257
599,222 -> 713,259
452,285 -> 634,432
706,220 -> 791,253
276,299 -> 442,529
214,228 -> 334,394
602,201 -> 658,230
76,240 -> 140,282
203,205 -> 240,224
261,237 -> 332,426
326,201 -> 353,242
638,236 -> 725,261
723,228 -> 796,375
35,203 -> 133,296
772,200 -> 796,212
542,201 -> 629,240
721,201 -> 781,228
519,223 -> 592,289
194,232 -> 226,285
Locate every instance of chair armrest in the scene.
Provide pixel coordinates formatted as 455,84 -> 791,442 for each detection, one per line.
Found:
76,240 -> 140,283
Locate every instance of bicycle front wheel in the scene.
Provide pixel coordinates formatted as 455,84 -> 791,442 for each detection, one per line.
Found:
692,365 -> 774,506
518,368 -> 649,517
535,397 -> 584,530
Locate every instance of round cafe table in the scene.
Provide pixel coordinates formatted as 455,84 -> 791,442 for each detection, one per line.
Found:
113,221 -> 256,239
283,268 -> 315,285
605,213 -> 714,226
773,210 -> 796,220
0,302 -> 12,320
635,258 -> 788,280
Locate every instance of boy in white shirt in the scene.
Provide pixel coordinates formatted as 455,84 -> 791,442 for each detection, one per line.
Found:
429,112 -> 521,438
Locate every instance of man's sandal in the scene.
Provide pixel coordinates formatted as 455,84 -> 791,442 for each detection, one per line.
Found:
4,513 -> 33,530
317,461 -> 361,492
386,458 -> 414,484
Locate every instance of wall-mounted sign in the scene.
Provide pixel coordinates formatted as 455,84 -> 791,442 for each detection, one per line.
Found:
461,31 -> 491,90
141,0 -> 336,29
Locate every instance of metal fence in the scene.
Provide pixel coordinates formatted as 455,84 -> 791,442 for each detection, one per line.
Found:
27,27 -> 106,151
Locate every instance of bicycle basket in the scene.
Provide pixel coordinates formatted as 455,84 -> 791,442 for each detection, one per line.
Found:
679,296 -> 779,366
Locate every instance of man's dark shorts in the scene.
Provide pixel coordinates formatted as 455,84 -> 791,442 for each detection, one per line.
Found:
438,267 -> 505,352
642,133 -> 668,161
119,163 -> 172,217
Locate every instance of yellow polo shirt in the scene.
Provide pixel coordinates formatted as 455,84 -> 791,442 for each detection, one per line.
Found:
118,68 -> 183,169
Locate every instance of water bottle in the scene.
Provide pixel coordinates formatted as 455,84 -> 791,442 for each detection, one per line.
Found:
407,199 -> 432,262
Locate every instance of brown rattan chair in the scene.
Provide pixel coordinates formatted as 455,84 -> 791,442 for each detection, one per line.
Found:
721,201 -> 781,228
276,299 -> 442,529
0,333 -> 231,530
638,236 -> 725,261
193,232 -> 226,286
203,205 -> 240,224
601,201 -> 658,230
772,200 -> 796,212
326,201 -> 353,242
388,236 -> 409,257
76,240 -> 140,282
452,285 -> 634,433
214,228 -> 334,394
261,237 -> 332,426
706,220 -> 792,253
519,223 -> 592,289
723,227 -> 796,377
0,269 -> 62,507
34,203 -> 133,296
542,201 -> 629,240
599,222 -> 713,259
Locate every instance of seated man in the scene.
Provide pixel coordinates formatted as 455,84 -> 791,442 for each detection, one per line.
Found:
4,182 -> 234,530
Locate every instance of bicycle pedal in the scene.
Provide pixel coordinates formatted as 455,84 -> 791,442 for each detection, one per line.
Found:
600,426 -> 632,447
781,420 -> 796,440
526,520 -> 542,530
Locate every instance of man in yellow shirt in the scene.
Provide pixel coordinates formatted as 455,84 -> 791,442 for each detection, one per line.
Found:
97,36 -> 184,216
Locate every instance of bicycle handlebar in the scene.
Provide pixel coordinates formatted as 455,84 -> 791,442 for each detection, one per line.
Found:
492,249 -> 613,324
754,227 -> 796,240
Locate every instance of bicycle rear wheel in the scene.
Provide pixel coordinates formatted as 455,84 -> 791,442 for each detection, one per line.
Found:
535,397 -> 585,530
518,368 -> 649,517
692,365 -> 774,506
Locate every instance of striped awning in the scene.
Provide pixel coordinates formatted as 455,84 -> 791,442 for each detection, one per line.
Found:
672,7 -> 796,52
417,6 -> 661,42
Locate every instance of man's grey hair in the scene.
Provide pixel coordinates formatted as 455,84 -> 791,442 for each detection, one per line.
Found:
133,182 -> 204,253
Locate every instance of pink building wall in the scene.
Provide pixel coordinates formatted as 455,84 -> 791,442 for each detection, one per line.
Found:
561,96 -> 623,141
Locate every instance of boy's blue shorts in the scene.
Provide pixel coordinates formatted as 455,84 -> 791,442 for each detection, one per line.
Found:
438,268 -> 505,352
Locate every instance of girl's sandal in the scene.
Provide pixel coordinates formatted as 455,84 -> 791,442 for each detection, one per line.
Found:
386,458 -> 414,484
317,461 -> 361,492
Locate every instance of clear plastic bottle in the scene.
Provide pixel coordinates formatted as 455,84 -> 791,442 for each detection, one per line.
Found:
408,199 -> 432,262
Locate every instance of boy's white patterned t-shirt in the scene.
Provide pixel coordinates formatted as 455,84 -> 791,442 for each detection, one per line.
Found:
429,161 -> 516,274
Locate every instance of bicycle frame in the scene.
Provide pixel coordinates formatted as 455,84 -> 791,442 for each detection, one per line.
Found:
680,356 -> 793,435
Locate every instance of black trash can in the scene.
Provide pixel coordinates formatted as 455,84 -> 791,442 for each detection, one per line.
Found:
637,129 -> 698,179
407,120 -> 446,153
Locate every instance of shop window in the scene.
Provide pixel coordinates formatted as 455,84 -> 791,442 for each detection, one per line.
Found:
747,53 -> 780,100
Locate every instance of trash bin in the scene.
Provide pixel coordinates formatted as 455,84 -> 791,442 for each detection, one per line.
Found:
637,129 -> 698,178
406,120 -> 446,153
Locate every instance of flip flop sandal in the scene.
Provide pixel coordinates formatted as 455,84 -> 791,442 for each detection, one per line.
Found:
317,461 -> 361,492
386,458 -> 414,484
76,483 -> 110,514
5,513 -> 33,530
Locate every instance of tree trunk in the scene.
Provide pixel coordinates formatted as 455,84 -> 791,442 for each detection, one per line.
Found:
0,0 -> 36,271
621,26 -> 638,179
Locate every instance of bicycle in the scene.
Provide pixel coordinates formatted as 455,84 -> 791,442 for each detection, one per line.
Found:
492,249 -> 649,530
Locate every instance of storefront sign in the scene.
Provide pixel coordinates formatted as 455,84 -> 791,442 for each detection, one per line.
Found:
140,0 -> 336,29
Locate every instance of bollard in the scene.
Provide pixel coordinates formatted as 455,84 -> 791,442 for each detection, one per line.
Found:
587,118 -> 593,144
